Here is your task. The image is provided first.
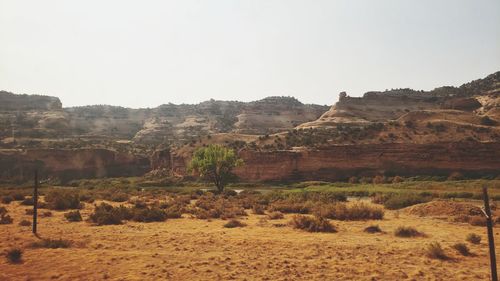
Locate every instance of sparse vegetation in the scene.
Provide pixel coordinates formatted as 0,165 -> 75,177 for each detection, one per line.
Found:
452,243 -> 470,256
394,226 -> 424,237
5,248 -> 22,263
45,190 -> 83,210
223,219 -> 246,228
313,202 -> 384,221
289,215 -> 336,233
19,220 -> 31,226
0,207 -> 13,224
382,193 -> 431,210
466,233 -> 481,244
64,210 -> 83,222
267,211 -> 284,220
31,238 -> 71,249
426,242 -> 448,260
364,225 -> 382,233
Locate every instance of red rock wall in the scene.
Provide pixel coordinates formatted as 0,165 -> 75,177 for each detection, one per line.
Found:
0,148 -> 150,183
159,142 -> 500,182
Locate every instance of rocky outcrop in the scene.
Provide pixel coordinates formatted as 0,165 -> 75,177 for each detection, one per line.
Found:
0,148 -> 150,183
0,91 -> 62,111
157,142 -> 500,182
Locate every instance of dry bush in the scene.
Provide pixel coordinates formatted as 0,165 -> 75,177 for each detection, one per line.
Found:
395,226 -> 425,237
5,248 -> 22,263
19,220 -> 31,226
252,204 -> 266,215
89,203 -> 130,225
25,208 -> 34,215
132,207 -> 167,222
45,190 -> 83,210
383,193 -> 431,210
1,195 -> 13,204
267,211 -> 284,220
0,207 -> 13,224
64,210 -> 82,222
11,193 -> 26,201
20,197 -> 34,206
223,219 -> 247,228
194,194 -> 246,219
466,233 -> 481,244
313,202 -> 384,221
426,242 -> 448,260
468,216 -> 487,226
392,176 -> 404,183
289,215 -> 336,233
31,238 -> 71,249
452,243 -> 470,256
41,211 -> 53,218
107,192 -> 130,203
372,175 -> 386,184
364,225 -> 382,233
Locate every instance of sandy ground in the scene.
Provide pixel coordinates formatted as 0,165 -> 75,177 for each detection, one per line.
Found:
0,201 -> 499,281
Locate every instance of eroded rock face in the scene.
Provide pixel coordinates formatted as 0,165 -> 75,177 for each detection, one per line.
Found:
0,91 -> 62,111
0,148 -> 150,183
157,142 -> 500,182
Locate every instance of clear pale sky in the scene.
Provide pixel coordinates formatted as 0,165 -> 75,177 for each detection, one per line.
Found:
1,1 -> 499,108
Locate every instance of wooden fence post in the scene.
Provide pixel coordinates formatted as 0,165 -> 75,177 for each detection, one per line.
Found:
483,187 -> 498,281
33,170 -> 38,234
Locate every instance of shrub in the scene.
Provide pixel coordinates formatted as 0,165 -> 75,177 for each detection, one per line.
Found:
383,194 -> 431,210
364,225 -> 382,233
452,243 -> 470,256
394,226 -> 425,237
41,211 -> 53,218
426,242 -> 448,260
108,192 -> 129,203
5,248 -> 22,263
0,213 -> 13,224
132,207 -> 166,222
1,195 -> 14,204
12,193 -> 26,201
31,238 -> 71,249
466,233 -> 481,244
89,203 -> 126,225
267,211 -> 284,220
19,220 -> 31,226
252,205 -> 265,215
372,175 -> 386,184
268,201 -> 314,214
64,210 -> 82,222
392,176 -> 404,183
45,190 -> 82,210
289,215 -> 336,233
223,219 -> 246,228
21,197 -> 34,206
313,202 -> 384,221
469,216 -> 487,226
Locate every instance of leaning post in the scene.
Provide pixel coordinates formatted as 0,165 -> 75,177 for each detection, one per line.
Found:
33,169 -> 38,234
483,186 -> 498,281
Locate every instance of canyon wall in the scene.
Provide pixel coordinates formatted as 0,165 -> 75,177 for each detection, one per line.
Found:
0,148 -> 150,183
154,142 -> 500,182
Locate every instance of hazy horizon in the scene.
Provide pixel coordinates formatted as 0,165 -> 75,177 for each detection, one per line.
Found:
1,0 -> 499,108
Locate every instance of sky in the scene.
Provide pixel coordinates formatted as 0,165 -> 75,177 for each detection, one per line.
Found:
0,1 -> 499,108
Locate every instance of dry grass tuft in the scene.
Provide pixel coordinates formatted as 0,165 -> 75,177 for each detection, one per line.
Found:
5,248 -> 22,263
426,242 -> 448,260
452,243 -> 470,256
289,215 -> 336,233
364,225 -> 382,233
314,202 -> 384,221
223,219 -> 247,228
394,226 -> 425,237
466,233 -> 481,244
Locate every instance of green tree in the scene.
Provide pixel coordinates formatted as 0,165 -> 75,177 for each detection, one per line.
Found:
188,144 -> 243,192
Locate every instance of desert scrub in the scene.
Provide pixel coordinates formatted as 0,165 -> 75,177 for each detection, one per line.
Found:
64,210 -> 83,222
19,220 -> 31,226
267,211 -> 284,220
5,248 -> 22,263
132,207 -> 167,222
20,197 -> 34,206
89,203 -> 129,225
31,238 -> 71,249
313,202 -> 384,221
0,207 -> 13,224
268,200 -> 314,214
223,219 -> 247,228
394,226 -> 425,237
290,215 -> 336,233
1,195 -> 13,204
252,204 -> 266,215
45,190 -> 83,210
466,233 -> 481,244
383,193 -> 431,210
426,242 -> 448,260
364,225 -> 382,233
452,243 -> 470,256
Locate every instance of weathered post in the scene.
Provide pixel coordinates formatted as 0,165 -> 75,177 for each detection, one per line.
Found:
33,169 -> 38,234
483,187 -> 498,281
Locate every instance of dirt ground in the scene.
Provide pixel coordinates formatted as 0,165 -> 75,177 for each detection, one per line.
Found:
0,201 -> 498,281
